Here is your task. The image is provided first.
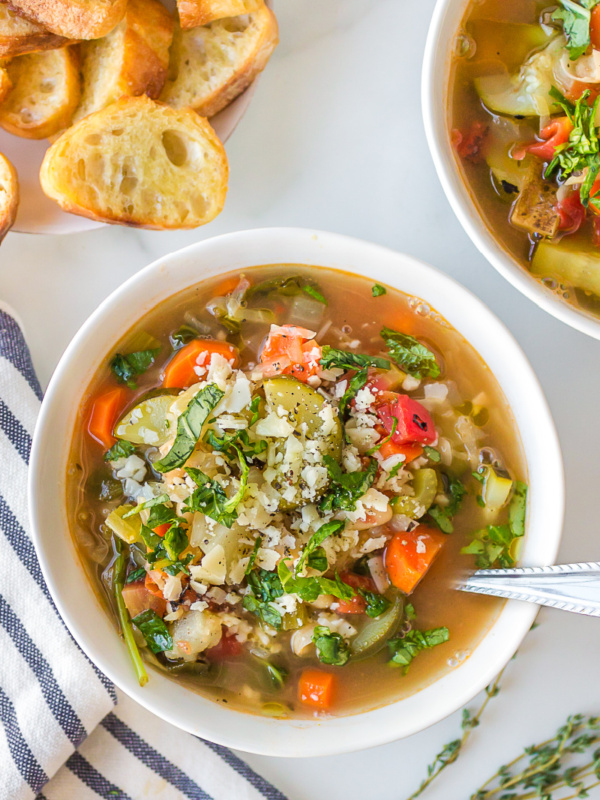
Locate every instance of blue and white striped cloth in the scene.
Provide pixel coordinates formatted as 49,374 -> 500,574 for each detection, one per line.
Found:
0,303 -> 288,800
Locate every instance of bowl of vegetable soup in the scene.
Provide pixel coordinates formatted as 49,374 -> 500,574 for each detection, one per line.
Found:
423,0 -> 600,338
29,228 -> 563,755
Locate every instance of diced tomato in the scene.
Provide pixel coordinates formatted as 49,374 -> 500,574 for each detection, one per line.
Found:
206,631 -> 243,660
335,572 -> 376,614
591,4 -> 600,49
564,80 -> 600,104
384,526 -> 446,594
259,324 -> 322,382
298,668 -> 337,710
122,581 -> 166,618
375,393 -> 437,446
162,338 -> 239,389
593,216 -> 600,247
153,523 -> 171,537
451,121 -> 489,164
87,387 -> 129,449
556,191 -> 586,233
515,116 -> 573,162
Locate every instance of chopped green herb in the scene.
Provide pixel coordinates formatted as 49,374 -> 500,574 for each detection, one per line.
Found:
243,568 -> 283,629
185,447 -> 249,528
245,535 -> 262,575
312,625 -> 350,666
319,345 -> 391,372
170,325 -> 198,348
122,493 -> 171,519
405,603 -> 416,621
339,368 -> 368,417
509,481 -> 528,538
372,284 -> 387,297
319,456 -> 378,513
110,348 -> 159,389
552,0 -> 599,61
461,482 -> 528,568
154,384 -> 224,473
380,327 -> 440,379
358,589 -> 391,618
248,396 -> 261,426
295,520 -> 345,575
104,440 -> 135,461
204,427 -> 267,461
277,560 -> 355,603
132,609 -> 173,654
423,445 -> 441,463
388,627 -> 449,673
428,476 -> 466,534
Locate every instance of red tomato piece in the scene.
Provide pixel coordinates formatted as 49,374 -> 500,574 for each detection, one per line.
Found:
335,572 -> 376,614
205,632 -> 243,660
376,393 -> 437,446
259,324 -> 322,382
556,191 -> 586,233
122,581 -> 166,618
451,121 -> 489,164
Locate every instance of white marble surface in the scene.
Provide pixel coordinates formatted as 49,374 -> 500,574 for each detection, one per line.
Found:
5,0 -> 600,797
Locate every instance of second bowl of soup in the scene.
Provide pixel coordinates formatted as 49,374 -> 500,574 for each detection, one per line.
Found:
29,228 -> 564,755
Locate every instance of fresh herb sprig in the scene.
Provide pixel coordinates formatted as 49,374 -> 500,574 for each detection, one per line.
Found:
461,482 -> 528,568
319,346 -> 391,372
552,0 -> 599,61
380,327 -> 440,379
319,456 -> 378,513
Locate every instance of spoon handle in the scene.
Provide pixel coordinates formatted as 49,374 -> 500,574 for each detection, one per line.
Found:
458,562 -> 600,617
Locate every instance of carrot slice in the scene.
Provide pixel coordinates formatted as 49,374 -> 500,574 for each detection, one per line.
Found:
87,387 -> 128,448
153,523 -> 171,537
214,275 -> 242,297
162,339 -> 239,389
298,668 -> 337,710
384,526 -> 445,594
379,440 -> 423,463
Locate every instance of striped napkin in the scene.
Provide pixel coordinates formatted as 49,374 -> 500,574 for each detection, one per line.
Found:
0,303 -> 287,800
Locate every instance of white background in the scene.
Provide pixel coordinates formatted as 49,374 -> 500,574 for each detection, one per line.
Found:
5,0 -> 600,797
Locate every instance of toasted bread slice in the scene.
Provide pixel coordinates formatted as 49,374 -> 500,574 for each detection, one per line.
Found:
73,0 -> 174,125
0,3 -> 71,58
0,45 -> 80,138
0,152 -> 18,241
160,3 -> 278,118
9,0 -> 127,40
177,0 -> 262,28
40,95 -> 229,229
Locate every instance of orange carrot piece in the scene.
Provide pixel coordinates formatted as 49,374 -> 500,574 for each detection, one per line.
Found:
153,523 -> 171,537
122,581 -> 166,618
379,440 -> 423,463
87,387 -> 128,449
384,526 -> 445,594
162,339 -> 239,389
214,275 -> 242,297
298,668 -> 337,710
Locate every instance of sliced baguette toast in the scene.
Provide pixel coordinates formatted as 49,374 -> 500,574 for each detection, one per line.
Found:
40,95 -> 229,229
0,3 -> 71,58
73,0 -> 174,125
8,0 -> 127,40
160,2 -> 278,118
0,151 -> 18,241
177,0 -> 262,28
0,46 -> 80,138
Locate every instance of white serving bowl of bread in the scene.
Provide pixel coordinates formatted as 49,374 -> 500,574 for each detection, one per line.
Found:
0,0 -> 277,234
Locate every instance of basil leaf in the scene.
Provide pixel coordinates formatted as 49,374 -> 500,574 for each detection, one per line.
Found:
111,348 -> 159,389
154,384 -> 224,473
312,625 -> 350,666
358,589 -> 391,618
185,445 -> 249,528
246,536 -> 262,575
428,476 -> 466,534
171,326 -> 199,348
295,520 -> 345,575
388,627 -> 449,673
552,0 -> 598,60
247,568 -> 283,603
307,546 -> 328,572
319,345 -> 391,372
339,368 -> 368,417
372,284 -> 387,297
319,456 -> 378,513
104,440 -> 135,461
380,327 -> 440,379
242,595 -> 283,629
132,609 -> 173,653
277,560 -> 355,602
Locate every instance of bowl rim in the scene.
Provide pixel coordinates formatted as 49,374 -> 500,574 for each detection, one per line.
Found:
421,0 -> 600,341
28,227 -> 565,756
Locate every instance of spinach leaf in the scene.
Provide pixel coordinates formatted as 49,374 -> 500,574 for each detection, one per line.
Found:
388,627 -> 449,673
358,589 -> 391,618
303,285 -> 327,304
154,384 -> 224,473
553,0 -> 598,60
295,520 -> 345,575
319,456 -> 378,513
171,325 -> 199,348
277,560 -> 355,603
249,396 -> 261,426
339,368 -> 368,417
122,493 -> 171,518
248,275 -> 325,301
132,609 -> 173,654
307,546 -> 328,572
380,327 -> 440,379
125,567 -> 146,584
104,440 -> 135,461
242,595 -> 282,629
372,284 -> 387,297
185,446 -> 249,527
428,476 -> 466,534
245,536 -> 262,575
111,348 -> 160,389
312,625 -> 350,666
243,568 -> 283,629
319,345 -> 390,372
137,503 -> 191,570
204,427 -> 267,461
461,482 -> 528,569
263,661 -> 288,688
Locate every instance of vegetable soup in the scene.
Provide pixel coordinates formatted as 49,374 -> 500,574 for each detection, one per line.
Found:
451,0 -> 600,316
67,265 -> 527,718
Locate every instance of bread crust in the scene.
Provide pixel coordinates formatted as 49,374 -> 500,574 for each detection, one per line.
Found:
178,0 -> 262,28
74,0 -> 174,124
0,3 -> 71,58
40,95 -> 229,230
8,0 -> 128,40
161,3 -> 278,118
0,45 -> 81,139
0,151 -> 18,240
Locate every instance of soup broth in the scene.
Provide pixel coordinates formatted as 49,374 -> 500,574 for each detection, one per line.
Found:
68,264 -> 526,718
451,0 -> 600,316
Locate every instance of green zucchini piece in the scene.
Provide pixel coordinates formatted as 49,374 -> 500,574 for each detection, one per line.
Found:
481,466 -> 513,512
392,468 -> 438,519
351,593 -> 404,658
531,240 -> 600,298
115,394 -> 174,447
467,21 -> 551,72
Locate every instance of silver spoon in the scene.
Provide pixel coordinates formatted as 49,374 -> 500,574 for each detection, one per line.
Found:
457,562 -> 600,616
